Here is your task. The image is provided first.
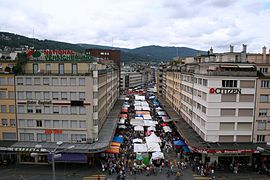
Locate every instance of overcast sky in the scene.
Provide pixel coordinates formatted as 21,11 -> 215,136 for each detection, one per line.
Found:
1,0 -> 270,52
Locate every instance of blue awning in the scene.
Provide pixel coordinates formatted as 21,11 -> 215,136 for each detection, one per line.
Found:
173,140 -> 186,146
48,153 -> 87,163
183,146 -> 190,153
112,136 -> 124,144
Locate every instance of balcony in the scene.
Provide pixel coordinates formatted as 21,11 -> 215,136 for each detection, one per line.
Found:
18,69 -> 92,76
206,70 -> 257,77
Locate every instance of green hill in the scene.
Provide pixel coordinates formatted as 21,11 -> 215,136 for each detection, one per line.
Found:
0,31 -> 206,62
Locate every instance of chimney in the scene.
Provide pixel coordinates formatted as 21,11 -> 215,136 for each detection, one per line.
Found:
230,45 -> 234,53
262,46 -> 267,63
242,44 -> 247,53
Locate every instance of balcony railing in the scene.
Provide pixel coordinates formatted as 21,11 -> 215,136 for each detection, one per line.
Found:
206,70 -> 257,77
18,70 -> 93,76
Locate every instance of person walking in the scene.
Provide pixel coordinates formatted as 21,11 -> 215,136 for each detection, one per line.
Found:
175,170 -> 181,180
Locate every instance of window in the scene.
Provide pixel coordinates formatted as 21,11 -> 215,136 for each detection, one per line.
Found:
45,64 -> 51,73
220,122 -> 234,130
10,119 -> 16,127
203,79 -> 208,86
59,64 -> 64,74
19,119 -> 25,127
79,92 -> 85,100
52,78 -> 58,85
79,121 -> 86,128
70,92 -> 76,100
257,135 -> 265,142
27,119 -> 34,127
61,106 -> 68,114
71,134 -> 86,142
220,108 -> 236,116
52,92 -> 59,100
260,95 -> 269,102
0,91 -> 6,99
238,109 -> 253,116
1,105 -> 7,113
71,107 -> 77,114
36,106 -> 42,113
219,135 -> 234,142
53,106 -> 59,114
79,78 -> 85,86
240,80 -> 255,88
222,80 -> 237,87
44,92 -> 50,100
8,77 -> 14,85
17,91 -> 25,100
221,94 -> 236,102
33,64 -> 39,74
9,105 -> 15,113
2,132 -> 16,140
72,64 -> 78,74
44,106 -> 51,114
62,120 -> 68,128
0,77 -> 5,85
17,78 -> 23,85
79,107 -> 86,114
35,92 -> 41,99
25,106 -> 32,113
259,109 -> 267,116
8,91 -> 14,99
71,120 -> 77,128
239,94 -> 254,102
26,78 -> 32,85
26,91 -> 32,99
34,77 -> 41,85
202,106 -> 206,113
258,121 -> 266,130
2,119 -> 8,126
18,105 -> 25,113
54,134 -> 68,142
53,120 -> 60,128
261,80 -> 269,88
20,133 -> 34,141
70,78 -> 76,86
37,133 -> 51,142
198,78 -> 202,85
45,120 -> 51,128
36,120 -> 42,127
237,122 -> 252,130
61,78 -> 67,85
43,78 -> 49,85
260,68 -> 268,74
61,92 -> 68,100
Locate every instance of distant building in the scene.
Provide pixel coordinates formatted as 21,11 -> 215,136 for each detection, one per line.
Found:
85,49 -> 121,67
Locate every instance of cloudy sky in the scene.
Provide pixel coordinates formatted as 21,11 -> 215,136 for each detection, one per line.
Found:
1,0 -> 270,52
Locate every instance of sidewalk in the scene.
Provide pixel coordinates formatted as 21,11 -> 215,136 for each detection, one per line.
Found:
215,171 -> 269,180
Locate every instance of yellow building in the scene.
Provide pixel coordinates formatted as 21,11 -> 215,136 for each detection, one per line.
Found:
0,55 -> 17,141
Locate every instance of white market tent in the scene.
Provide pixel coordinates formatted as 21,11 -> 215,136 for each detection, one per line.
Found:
141,101 -> 149,106
134,125 -> 144,131
148,126 -> 156,132
135,95 -> 145,101
135,106 -> 142,111
152,151 -> 164,160
162,116 -> 172,122
118,119 -> 126,124
163,126 -> 172,133
145,133 -> 161,143
143,114 -> 152,120
142,106 -> 151,111
157,111 -> 166,116
118,125 -> 127,129
130,119 -> 144,126
143,120 -> 158,127
134,101 -> 141,106
133,138 -> 143,143
134,143 -> 148,153
135,117 -> 144,120
124,97 -> 129,101
146,142 -> 161,152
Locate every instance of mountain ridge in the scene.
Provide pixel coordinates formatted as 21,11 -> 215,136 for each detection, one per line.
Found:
0,31 -> 206,62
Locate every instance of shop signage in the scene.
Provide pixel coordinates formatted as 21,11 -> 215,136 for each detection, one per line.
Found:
45,129 -> 63,134
209,88 -> 241,94
26,100 -> 52,105
27,50 -> 93,61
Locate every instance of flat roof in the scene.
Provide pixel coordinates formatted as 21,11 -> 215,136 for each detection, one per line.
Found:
10,99 -> 123,153
158,97 -> 268,152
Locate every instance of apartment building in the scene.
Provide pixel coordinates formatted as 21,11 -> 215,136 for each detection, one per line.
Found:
15,51 -> 119,144
0,52 -> 17,141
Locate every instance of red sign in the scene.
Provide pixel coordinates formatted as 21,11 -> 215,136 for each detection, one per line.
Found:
45,129 -> 63,134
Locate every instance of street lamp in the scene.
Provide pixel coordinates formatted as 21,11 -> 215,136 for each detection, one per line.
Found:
31,141 -> 75,180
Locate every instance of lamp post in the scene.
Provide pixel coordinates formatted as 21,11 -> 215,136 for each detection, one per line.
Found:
31,141 -> 75,180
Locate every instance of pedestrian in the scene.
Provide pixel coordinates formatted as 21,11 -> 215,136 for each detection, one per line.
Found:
175,170 -> 181,180
211,168 -> 215,179
167,169 -> 170,177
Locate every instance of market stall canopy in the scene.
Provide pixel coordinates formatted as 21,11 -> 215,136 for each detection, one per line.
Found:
112,136 -> 124,144
157,111 -> 166,116
143,114 -> 152,120
145,133 -> 161,143
143,120 -> 158,127
183,146 -> 191,153
135,95 -> 145,101
149,96 -> 156,100
118,125 -> 127,129
162,116 -> 172,122
146,142 -> 161,152
134,125 -> 144,131
136,111 -> 150,115
135,117 -> 143,120
152,151 -> 164,160
135,106 -> 142,111
173,140 -> 186,146
118,119 -> 126,124
148,126 -> 156,132
119,114 -> 128,118
133,138 -> 143,143
163,126 -> 172,133
124,97 -> 129,101
134,101 -> 141,106
142,106 -> 151,111
134,143 -> 148,153
121,109 -> 128,113
130,119 -> 144,126
155,107 -> 162,110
